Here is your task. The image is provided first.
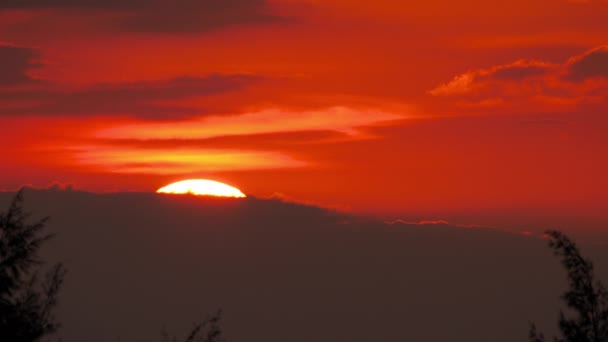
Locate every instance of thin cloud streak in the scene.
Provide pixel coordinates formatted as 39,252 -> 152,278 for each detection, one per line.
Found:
96,107 -> 404,140
68,107 -> 402,174
74,145 -> 305,174
0,74 -> 263,119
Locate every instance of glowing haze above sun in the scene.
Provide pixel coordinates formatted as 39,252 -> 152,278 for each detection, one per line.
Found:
156,179 -> 246,198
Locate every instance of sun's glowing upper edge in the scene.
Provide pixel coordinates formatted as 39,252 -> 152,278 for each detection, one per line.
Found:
156,179 -> 246,198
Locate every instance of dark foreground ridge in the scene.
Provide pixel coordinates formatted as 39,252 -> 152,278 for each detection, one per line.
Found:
0,189 -> 607,342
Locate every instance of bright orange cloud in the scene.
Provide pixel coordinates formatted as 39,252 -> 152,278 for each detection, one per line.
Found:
74,145 -> 304,174
96,107 -> 403,140
75,107 -> 402,174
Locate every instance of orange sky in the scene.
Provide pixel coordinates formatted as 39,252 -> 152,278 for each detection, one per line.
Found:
1,0 -> 607,227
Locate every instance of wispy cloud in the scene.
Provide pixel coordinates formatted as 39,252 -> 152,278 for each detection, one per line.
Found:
96,107 -> 403,140
74,145 -> 304,174
429,45 -> 608,112
429,73 -> 476,96
429,59 -> 555,96
73,106 -> 402,174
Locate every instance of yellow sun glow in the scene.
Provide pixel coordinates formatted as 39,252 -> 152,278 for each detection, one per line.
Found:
156,179 -> 246,198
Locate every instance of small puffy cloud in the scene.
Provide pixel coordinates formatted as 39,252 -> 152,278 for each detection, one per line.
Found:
46,182 -> 75,191
429,72 -> 475,96
0,44 -> 41,86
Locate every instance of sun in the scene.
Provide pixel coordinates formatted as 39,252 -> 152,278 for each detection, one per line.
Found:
156,179 -> 246,198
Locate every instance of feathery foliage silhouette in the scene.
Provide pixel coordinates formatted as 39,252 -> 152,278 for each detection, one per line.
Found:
161,310 -> 224,342
0,189 -> 66,341
529,230 -> 608,342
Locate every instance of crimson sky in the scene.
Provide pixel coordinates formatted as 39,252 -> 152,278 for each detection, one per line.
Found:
1,0 -> 607,228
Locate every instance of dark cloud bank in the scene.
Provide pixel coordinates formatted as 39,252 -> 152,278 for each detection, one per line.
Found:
566,45 -> 608,81
2,189 -> 607,341
0,42 -> 262,119
0,45 -> 41,86
0,75 -> 261,119
0,0 -> 280,33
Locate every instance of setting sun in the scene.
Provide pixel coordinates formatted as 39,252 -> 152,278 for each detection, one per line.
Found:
156,179 -> 246,198
2,0 -> 608,340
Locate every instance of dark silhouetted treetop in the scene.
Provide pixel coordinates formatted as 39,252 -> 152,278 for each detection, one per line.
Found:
529,230 -> 608,342
0,189 -> 66,341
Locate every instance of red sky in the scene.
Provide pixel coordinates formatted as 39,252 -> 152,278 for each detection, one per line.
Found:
1,0 -> 607,227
